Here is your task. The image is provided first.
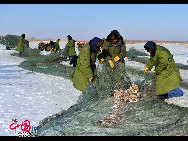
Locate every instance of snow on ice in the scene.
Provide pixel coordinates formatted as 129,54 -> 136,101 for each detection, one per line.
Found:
0,44 -> 81,136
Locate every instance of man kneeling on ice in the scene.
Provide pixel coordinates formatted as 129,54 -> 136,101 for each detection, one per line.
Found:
70,37 -> 104,92
144,41 -> 184,100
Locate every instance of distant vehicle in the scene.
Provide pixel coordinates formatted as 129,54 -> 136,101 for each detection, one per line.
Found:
77,42 -> 86,51
38,41 -> 55,51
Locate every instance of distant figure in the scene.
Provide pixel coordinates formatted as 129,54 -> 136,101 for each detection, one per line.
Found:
77,42 -> 86,51
144,41 -> 184,100
16,34 -> 26,55
70,37 -> 104,92
54,39 -> 60,52
65,35 -> 76,60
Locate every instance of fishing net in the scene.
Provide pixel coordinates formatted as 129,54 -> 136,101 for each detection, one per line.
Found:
11,47 -> 188,136
11,48 -> 75,79
36,62 -> 188,136
1,34 -> 20,49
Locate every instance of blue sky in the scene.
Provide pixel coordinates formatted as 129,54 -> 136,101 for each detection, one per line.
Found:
0,4 -> 188,41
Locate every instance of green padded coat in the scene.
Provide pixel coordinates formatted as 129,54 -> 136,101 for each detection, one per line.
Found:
102,40 -> 127,62
65,39 -> 76,57
146,45 -> 182,95
16,36 -> 25,53
70,43 -> 99,92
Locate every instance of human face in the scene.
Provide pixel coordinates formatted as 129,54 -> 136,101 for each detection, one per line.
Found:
113,39 -> 118,44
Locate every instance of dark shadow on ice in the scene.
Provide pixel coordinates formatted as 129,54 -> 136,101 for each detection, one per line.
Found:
0,70 -> 24,73
0,75 -> 22,79
0,65 -> 18,69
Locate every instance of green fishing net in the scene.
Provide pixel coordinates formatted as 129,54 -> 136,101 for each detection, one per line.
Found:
11,47 -> 188,136
36,62 -> 188,136
1,34 -> 20,49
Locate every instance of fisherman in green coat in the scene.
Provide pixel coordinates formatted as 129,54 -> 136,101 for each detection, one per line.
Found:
98,30 -> 129,91
54,39 -> 60,52
16,34 -> 25,55
64,35 -> 76,60
98,30 -> 127,66
144,41 -> 184,100
70,37 -> 104,92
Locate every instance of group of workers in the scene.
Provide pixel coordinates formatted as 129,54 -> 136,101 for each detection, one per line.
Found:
70,30 -> 184,100
16,30 -> 184,100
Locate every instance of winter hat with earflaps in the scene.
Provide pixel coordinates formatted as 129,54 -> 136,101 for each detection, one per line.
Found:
90,37 -> 103,53
144,41 -> 156,57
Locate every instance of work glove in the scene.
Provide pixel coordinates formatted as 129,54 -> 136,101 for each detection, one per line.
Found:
100,58 -> 104,64
89,77 -> 93,83
109,60 -> 114,68
153,69 -> 156,74
144,67 -> 149,73
114,56 -> 120,62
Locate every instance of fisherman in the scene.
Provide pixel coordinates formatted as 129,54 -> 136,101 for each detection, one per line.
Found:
64,35 -> 76,60
98,30 -> 127,66
54,39 -> 60,52
70,37 -> 104,92
98,30 -> 128,91
144,41 -> 184,100
16,34 -> 26,55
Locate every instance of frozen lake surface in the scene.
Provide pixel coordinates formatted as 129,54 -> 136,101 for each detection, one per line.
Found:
0,44 -> 81,136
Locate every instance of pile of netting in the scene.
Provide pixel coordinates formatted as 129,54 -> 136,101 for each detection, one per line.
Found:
35,61 -> 188,136
126,47 -> 149,64
11,48 -> 75,79
1,34 -> 20,49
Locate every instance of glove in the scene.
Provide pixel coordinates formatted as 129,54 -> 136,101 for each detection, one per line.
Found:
114,56 -> 120,62
100,58 -> 104,64
153,69 -> 156,74
109,60 -> 114,68
89,77 -> 93,83
144,67 -> 149,73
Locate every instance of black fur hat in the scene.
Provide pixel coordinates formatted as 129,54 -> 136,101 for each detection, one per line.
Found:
106,30 -> 124,44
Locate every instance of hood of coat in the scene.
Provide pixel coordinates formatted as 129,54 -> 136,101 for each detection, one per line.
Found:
90,37 -> 103,53
67,35 -> 72,40
21,34 -> 25,39
144,41 -> 156,57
